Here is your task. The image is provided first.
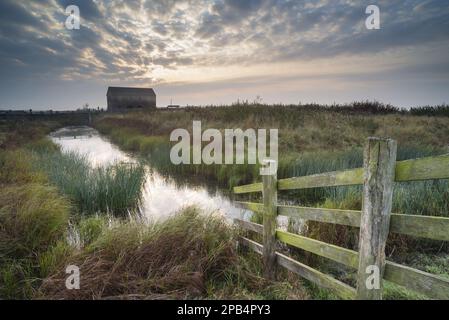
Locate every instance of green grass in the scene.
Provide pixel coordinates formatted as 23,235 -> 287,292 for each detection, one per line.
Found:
0,184 -> 70,299
0,149 -> 48,185
94,123 -> 262,189
31,150 -> 146,218
0,130 -> 147,298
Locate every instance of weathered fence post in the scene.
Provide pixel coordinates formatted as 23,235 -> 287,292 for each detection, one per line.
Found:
356,137 -> 397,300
262,159 -> 278,280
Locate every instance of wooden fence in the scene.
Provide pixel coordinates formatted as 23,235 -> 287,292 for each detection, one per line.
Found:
233,137 -> 449,300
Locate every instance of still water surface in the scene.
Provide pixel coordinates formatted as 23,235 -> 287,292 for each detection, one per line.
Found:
50,126 -> 251,222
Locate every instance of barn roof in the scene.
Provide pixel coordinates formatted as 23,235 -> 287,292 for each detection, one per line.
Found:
107,87 -> 156,96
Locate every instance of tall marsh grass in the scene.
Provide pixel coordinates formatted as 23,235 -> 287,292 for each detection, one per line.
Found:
31,150 -> 146,218
0,184 -> 70,299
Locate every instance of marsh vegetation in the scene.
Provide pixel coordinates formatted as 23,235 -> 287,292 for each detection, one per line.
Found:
92,103 -> 449,298
1,102 -> 449,299
0,120 -> 302,299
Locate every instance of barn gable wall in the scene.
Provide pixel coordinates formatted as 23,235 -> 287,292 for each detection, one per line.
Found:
107,87 -> 156,112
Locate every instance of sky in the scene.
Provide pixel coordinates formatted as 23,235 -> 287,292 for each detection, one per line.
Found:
0,0 -> 449,110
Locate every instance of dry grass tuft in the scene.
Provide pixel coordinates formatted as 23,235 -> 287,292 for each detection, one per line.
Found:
39,207 -> 309,300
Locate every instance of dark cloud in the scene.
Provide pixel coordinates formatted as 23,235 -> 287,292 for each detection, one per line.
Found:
0,0 -> 49,39
57,0 -> 103,21
279,3 -> 449,60
191,0 -> 449,63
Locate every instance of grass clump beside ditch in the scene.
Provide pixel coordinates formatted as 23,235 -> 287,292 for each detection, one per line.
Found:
38,207 -> 309,300
31,150 -> 146,218
0,184 -> 71,299
0,129 -> 146,297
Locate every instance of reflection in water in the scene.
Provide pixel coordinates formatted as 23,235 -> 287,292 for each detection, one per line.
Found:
50,126 -> 251,222
50,126 -> 131,167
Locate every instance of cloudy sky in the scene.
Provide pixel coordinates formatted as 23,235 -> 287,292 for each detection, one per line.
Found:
0,0 -> 449,110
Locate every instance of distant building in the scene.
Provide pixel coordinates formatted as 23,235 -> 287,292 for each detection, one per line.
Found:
107,87 -> 156,112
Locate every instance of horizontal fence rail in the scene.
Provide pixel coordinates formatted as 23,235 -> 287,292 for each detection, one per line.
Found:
239,237 -> 357,300
278,168 -> 363,191
233,137 -> 449,300
235,202 -> 449,242
235,219 -> 449,300
395,154 -> 449,182
233,154 -> 449,194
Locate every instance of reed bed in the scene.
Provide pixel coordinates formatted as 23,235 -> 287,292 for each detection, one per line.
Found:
31,150 -> 146,218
